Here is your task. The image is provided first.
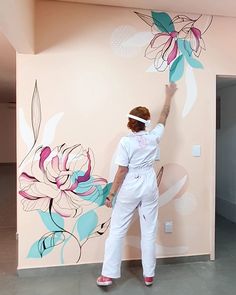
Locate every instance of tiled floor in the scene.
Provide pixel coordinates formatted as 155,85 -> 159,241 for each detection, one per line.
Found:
0,164 -> 235,294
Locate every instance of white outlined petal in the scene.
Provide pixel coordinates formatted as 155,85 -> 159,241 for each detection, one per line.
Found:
174,192 -> 197,215
19,108 -> 34,150
182,64 -> 197,117
41,112 -> 64,146
122,31 -> 153,47
111,25 -> 141,58
159,175 -> 188,207
146,64 -> 158,72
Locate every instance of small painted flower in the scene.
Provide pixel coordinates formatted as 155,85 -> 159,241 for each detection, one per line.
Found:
145,31 -> 179,71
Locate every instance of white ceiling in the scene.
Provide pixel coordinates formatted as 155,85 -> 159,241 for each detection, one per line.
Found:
0,32 -> 16,103
57,0 -> 236,17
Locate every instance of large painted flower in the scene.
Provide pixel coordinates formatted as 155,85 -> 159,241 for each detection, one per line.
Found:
19,144 -> 107,218
145,31 -> 178,71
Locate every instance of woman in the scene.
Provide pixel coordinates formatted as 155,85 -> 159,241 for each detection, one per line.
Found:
97,83 -> 177,287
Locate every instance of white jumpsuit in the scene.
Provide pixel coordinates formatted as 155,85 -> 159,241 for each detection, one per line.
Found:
102,123 -> 165,279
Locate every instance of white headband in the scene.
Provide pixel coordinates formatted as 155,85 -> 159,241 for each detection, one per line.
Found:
127,114 -> 151,126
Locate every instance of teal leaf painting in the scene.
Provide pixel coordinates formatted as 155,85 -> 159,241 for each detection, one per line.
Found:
151,11 -> 175,33
38,210 -> 64,232
187,57 -> 203,69
72,171 -> 112,206
178,39 -> 192,57
178,39 -> 203,69
77,210 -> 98,241
169,55 -> 185,82
28,232 -> 64,258
28,240 -> 49,258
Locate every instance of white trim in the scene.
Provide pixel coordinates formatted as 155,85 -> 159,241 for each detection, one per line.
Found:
210,77 -> 217,261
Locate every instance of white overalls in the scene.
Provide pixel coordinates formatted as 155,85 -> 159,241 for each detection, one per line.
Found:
102,123 -> 165,278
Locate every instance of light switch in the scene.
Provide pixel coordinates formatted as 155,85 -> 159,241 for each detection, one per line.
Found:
192,145 -> 201,157
164,221 -> 173,233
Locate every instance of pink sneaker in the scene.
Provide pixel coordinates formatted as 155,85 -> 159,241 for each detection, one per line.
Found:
96,275 -> 113,287
144,276 -> 154,286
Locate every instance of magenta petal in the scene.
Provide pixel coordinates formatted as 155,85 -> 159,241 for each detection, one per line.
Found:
76,150 -> 92,183
19,172 -> 38,183
56,175 -> 69,189
77,187 -> 97,197
93,178 -> 108,185
190,27 -> 201,52
191,27 -> 201,39
162,37 -> 172,60
145,33 -> 170,60
39,147 -> 51,171
68,150 -> 92,191
167,41 -> 178,65
61,145 -> 81,171
150,32 -> 170,48
19,190 -> 39,200
51,156 -> 60,172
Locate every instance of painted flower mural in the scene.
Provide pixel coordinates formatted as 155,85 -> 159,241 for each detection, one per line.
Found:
19,81 -> 112,263
19,145 -> 107,218
19,81 -> 196,264
135,11 -> 213,82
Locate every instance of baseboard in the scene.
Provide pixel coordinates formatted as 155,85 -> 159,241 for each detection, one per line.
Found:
216,197 -> 236,223
17,255 -> 210,277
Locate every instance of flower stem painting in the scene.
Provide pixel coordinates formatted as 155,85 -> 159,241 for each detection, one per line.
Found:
19,81 -> 112,264
135,11 -> 213,82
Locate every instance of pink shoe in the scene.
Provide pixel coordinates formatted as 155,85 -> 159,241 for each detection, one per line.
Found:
144,276 -> 154,286
96,275 -> 113,287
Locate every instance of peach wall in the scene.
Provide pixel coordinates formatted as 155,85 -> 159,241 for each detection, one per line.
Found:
16,0 -> 236,269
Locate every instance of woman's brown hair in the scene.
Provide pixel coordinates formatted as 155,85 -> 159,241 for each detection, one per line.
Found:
127,106 -> 150,132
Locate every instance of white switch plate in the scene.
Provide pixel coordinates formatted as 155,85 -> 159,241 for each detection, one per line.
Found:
192,145 -> 201,157
164,221 -> 173,233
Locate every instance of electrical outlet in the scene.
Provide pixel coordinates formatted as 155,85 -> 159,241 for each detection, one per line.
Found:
164,221 -> 173,233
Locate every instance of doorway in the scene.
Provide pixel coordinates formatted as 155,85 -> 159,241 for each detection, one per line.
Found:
0,32 -> 17,274
215,75 -> 236,259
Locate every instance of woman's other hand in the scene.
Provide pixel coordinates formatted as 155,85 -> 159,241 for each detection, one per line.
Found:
105,196 -> 113,208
